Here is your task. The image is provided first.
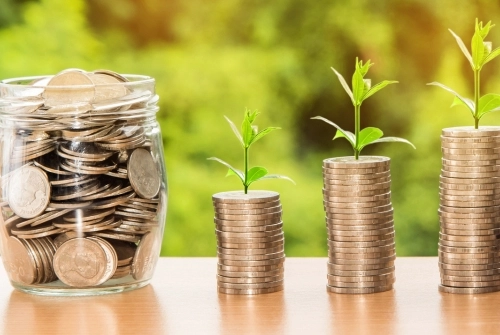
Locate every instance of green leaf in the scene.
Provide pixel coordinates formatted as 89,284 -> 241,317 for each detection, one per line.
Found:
245,109 -> 259,124
224,116 -> 243,146
478,93 -> 500,119
482,46 -> 500,65
331,67 -> 354,104
472,30 -> 485,69
333,129 -> 356,144
241,115 -> 254,147
357,127 -> 384,151
352,66 -> 366,105
368,137 -> 416,149
356,58 -> 373,76
249,127 -> 280,146
207,157 -> 244,183
449,29 -> 473,68
311,116 -> 355,149
246,166 -> 268,186
362,80 -> 398,101
259,174 -> 295,185
427,82 -> 475,113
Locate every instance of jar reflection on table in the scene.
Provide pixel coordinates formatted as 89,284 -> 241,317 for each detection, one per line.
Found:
0,69 -> 167,296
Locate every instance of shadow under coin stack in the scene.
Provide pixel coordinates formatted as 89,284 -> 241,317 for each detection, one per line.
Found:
438,127 -> 500,294
323,156 -> 396,294
212,190 -> 285,295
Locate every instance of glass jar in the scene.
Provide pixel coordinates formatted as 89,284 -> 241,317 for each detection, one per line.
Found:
0,69 -> 167,296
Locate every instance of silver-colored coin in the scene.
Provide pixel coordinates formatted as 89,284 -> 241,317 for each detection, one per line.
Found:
323,156 -> 390,169
127,148 -> 161,199
213,190 -> 280,204
441,126 -> 500,138
131,231 -> 161,280
8,166 -> 51,219
43,70 -> 95,107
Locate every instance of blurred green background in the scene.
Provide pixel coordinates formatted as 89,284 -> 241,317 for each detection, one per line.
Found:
2,0 -> 500,256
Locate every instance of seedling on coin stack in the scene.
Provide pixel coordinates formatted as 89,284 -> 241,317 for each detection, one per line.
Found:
208,109 -> 293,295
311,58 -> 414,294
428,19 -> 500,129
208,108 -> 293,193
428,19 -> 500,295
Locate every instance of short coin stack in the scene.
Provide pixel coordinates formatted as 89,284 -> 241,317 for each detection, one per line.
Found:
322,156 -> 396,294
213,190 -> 285,295
438,126 -> 500,294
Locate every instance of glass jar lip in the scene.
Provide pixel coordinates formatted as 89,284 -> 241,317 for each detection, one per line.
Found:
0,74 -> 155,89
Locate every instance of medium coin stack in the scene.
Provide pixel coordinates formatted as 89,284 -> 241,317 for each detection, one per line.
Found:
0,69 -> 164,288
438,126 -> 500,294
213,190 -> 285,295
323,156 -> 396,294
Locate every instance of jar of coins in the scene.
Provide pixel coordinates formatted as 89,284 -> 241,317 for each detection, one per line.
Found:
0,69 -> 167,295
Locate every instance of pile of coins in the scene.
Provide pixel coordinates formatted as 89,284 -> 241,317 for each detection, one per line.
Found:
0,69 -> 165,289
322,157 -> 396,294
438,127 -> 500,294
213,191 -> 285,295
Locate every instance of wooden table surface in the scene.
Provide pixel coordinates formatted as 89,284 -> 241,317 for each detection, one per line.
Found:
1,257 -> 500,334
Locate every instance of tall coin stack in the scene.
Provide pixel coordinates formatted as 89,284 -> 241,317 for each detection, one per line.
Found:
438,126 -> 500,294
323,156 -> 396,294
212,190 -> 285,295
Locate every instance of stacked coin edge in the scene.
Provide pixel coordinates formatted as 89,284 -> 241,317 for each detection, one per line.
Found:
323,156 -> 396,294
213,190 -> 285,295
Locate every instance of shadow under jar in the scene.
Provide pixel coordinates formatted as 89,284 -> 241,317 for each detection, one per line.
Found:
0,69 -> 167,296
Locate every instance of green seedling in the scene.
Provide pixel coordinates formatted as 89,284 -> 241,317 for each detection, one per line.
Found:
312,57 -> 415,159
208,109 -> 294,194
428,19 -> 500,129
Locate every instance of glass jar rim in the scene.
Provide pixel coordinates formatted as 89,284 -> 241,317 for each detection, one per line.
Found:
0,74 -> 155,89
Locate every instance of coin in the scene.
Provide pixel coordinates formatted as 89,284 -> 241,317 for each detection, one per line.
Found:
438,262 -> 500,271
213,200 -> 281,209
324,204 -> 393,214
441,126 -> 500,137
217,263 -> 283,272
438,284 -> 500,294
327,261 -> 394,272
217,274 -> 283,284
7,166 -> 50,219
327,238 -> 395,248
217,279 -> 284,290
131,231 -> 161,280
327,254 -> 396,265
4,236 -> 37,284
53,238 -> 109,287
326,284 -> 392,294
214,205 -> 282,215
217,284 -> 284,295
43,70 -> 95,106
327,266 -> 395,277
127,148 -> 161,199
213,190 -> 280,203
323,156 -> 390,169
327,277 -> 395,288
328,232 -> 395,242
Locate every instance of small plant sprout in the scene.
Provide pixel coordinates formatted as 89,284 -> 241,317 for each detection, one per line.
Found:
312,58 -> 415,160
208,109 -> 294,194
428,19 -> 500,129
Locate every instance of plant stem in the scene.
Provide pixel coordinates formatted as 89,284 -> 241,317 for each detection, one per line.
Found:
355,103 -> 361,160
474,68 -> 480,129
244,146 -> 249,194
